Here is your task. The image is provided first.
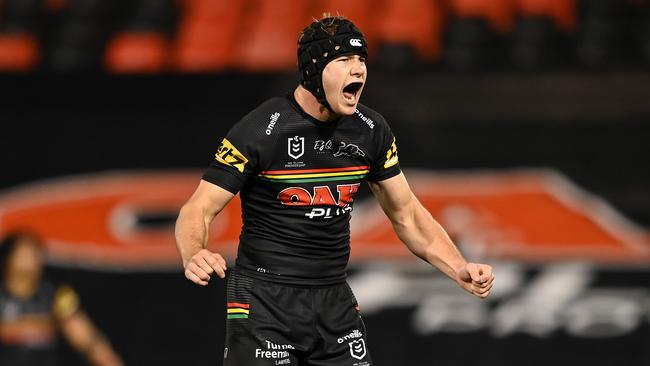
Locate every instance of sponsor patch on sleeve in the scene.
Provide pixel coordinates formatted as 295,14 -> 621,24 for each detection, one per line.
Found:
384,138 -> 399,169
215,138 -> 249,173
53,285 -> 80,319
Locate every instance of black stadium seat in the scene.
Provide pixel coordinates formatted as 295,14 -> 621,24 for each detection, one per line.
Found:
67,0 -> 116,21
576,0 -> 629,68
445,18 -> 502,71
128,0 -> 176,33
1,0 -> 42,32
510,18 -> 565,70
643,15 -> 650,66
47,20 -> 104,71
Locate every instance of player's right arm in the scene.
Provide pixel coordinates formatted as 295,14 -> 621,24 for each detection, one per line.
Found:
54,286 -> 124,366
179,102 -> 272,285
175,180 -> 234,285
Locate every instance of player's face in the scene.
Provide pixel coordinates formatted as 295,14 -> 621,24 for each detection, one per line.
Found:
7,239 -> 44,281
322,54 -> 367,115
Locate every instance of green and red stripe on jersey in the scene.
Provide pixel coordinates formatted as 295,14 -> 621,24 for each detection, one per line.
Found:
227,302 -> 249,319
258,166 -> 369,183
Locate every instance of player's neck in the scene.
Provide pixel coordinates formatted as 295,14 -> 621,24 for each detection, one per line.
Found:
4,273 -> 39,299
293,86 -> 339,122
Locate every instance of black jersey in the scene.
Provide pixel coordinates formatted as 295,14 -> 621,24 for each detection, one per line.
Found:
203,94 -> 400,285
0,281 -> 79,366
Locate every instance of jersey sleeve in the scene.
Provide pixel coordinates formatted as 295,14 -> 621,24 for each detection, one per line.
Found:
53,285 -> 81,320
202,119 -> 261,194
366,117 -> 401,182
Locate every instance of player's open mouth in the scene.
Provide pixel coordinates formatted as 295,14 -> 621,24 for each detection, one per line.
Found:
342,82 -> 363,104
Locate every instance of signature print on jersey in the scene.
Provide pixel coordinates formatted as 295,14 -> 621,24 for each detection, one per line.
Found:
314,140 -> 333,152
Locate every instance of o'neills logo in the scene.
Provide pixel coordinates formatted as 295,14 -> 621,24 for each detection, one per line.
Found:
355,109 -> 374,129
337,329 -> 363,344
266,112 -> 280,135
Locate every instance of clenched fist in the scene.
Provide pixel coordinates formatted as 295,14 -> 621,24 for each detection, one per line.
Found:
184,249 -> 227,286
456,262 -> 494,299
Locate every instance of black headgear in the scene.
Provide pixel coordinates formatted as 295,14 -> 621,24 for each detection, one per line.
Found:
297,17 -> 368,111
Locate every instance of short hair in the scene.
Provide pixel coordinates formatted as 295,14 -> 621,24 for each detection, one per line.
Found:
299,13 -> 350,41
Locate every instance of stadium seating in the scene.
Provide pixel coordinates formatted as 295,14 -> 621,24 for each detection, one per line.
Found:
236,0 -> 308,71
510,0 -> 577,69
105,32 -> 168,73
1,0 -> 649,73
374,0 -> 445,69
445,0 -> 516,70
45,0 -> 121,72
0,32 -> 39,71
518,0 -> 577,32
44,0 -> 69,12
576,0 -> 629,68
128,0 -> 176,32
643,13 -> 650,66
1,0 -> 41,32
104,0 -> 175,73
173,0 -> 245,72
449,0 -> 516,34
0,0 -> 41,71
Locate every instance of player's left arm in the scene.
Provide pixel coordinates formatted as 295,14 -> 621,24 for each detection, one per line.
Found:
368,172 -> 494,298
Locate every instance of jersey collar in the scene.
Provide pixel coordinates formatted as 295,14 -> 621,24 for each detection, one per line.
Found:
287,92 -> 342,127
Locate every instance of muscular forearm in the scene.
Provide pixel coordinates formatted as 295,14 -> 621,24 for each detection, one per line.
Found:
176,181 -> 232,285
392,197 -> 467,280
175,202 -> 211,266
371,174 -> 494,298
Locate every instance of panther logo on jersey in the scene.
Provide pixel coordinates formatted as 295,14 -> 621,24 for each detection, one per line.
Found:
334,142 -> 365,158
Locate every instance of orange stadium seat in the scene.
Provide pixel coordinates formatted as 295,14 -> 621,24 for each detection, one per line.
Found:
449,0 -> 516,34
173,0 -> 244,72
178,0 -> 241,23
236,0 -> 308,71
0,33 -> 40,72
517,0 -> 577,33
374,0 -> 445,61
105,32 -> 169,74
312,0 -> 376,55
45,0 -> 69,12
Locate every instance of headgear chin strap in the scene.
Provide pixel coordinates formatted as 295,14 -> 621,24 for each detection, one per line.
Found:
298,17 -> 368,112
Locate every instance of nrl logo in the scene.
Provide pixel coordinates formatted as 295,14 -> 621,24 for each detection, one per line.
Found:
348,339 -> 366,360
288,136 -> 304,159
334,142 -> 365,158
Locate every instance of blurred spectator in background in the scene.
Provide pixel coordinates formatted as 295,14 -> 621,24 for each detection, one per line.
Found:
0,231 -> 124,366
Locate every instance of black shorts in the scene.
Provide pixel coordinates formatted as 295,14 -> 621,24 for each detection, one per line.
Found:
223,269 -> 373,366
